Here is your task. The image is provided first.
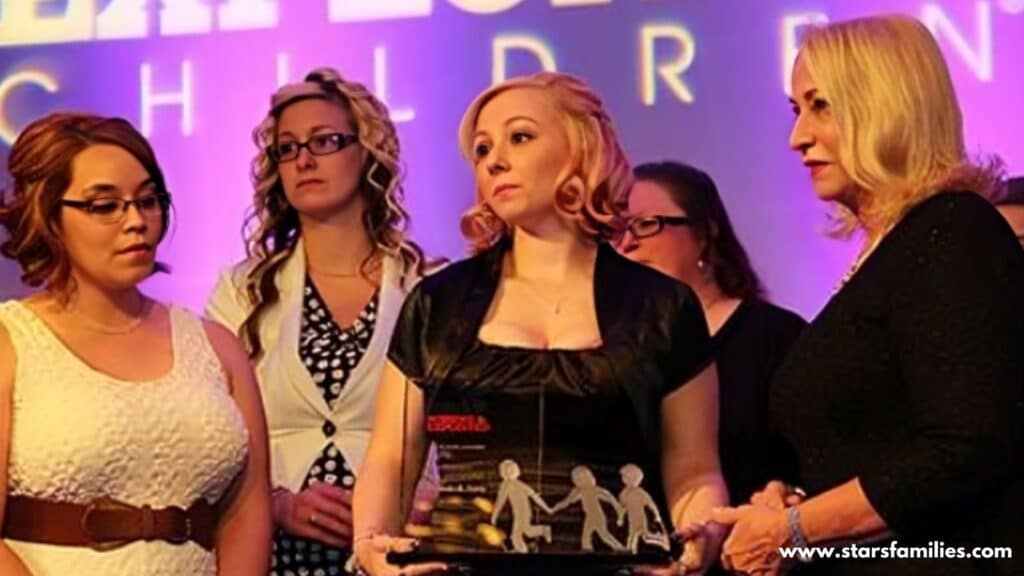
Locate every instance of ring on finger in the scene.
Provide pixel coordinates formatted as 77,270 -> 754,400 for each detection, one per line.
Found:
785,484 -> 807,498
310,511 -> 318,525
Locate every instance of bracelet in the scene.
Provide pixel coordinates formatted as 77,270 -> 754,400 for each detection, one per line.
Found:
353,529 -> 385,547
348,531 -> 384,576
786,484 -> 807,499
786,506 -> 813,563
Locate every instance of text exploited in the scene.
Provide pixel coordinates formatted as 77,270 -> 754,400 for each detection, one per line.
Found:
779,541 -> 1013,562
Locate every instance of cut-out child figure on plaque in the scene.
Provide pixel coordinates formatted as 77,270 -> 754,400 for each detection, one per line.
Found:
551,465 -> 627,552
491,459 -> 554,552
617,464 -> 671,553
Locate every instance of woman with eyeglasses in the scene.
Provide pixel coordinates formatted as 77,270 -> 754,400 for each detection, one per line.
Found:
0,112 -> 271,575
206,67 -> 437,575
615,162 -> 806,521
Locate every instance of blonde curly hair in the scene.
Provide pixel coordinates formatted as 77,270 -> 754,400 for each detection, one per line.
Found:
457,72 -> 632,252
240,67 -> 426,359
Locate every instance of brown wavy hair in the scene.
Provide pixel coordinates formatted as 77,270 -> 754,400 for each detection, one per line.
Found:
0,112 -> 171,300
457,72 -> 632,252
240,67 -> 427,360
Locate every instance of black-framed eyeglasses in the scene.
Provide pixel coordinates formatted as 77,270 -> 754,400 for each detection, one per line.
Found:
625,215 -> 693,239
60,192 -> 168,225
269,132 -> 358,163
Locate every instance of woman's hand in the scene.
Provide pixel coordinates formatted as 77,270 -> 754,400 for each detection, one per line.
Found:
634,522 -> 713,576
711,504 -> 792,576
272,483 -> 353,548
750,480 -> 805,510
353,533 -> 447,576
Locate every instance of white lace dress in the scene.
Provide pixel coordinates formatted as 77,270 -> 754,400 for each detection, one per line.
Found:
0,301 -> 249,576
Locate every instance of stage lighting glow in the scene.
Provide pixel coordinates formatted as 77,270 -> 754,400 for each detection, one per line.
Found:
492,35 -> 558,84
140,60 -> 194,137
640,23 -> 697,106
0,70 -> 59,143
922,1 -> 993,81
781,1 -> 1006,88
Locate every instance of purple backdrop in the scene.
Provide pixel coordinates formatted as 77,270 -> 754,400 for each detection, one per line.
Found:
1,0 -> 1021,319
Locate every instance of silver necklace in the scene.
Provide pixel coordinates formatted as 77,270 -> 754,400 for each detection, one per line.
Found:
516,280 -> 573,315
835,234 -> 885,293
307,250 -> 380,279
308,267 -> 360,278
68,301 -> 149,335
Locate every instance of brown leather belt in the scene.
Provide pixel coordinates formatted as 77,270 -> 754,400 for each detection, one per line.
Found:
2,495 -> 217,551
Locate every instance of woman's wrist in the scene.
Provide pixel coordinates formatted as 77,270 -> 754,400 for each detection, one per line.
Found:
786,506 -> 809,546
353,528 -> 384,548
785,505 -> 814,563
270,487 -> 292,523
352,529 -> 393,574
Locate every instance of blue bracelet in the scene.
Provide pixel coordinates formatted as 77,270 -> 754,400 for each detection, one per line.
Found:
786,506 -> 813,563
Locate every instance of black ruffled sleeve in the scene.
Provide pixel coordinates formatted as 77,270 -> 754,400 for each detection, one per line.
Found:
387,282 -> 428,381
662,281 -> 715,396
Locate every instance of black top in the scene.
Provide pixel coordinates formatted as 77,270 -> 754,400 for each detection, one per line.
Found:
770,192 -> 1024,576
714,299 -> 806,506
387,242 -> 714,567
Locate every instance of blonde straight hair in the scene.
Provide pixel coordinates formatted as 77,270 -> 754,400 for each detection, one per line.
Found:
799,15 -> 1001,235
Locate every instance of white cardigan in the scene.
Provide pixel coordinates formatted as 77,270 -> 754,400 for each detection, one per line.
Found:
206,240 -> 412,492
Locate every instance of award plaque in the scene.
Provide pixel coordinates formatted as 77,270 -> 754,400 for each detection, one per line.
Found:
395,382 -> 679,575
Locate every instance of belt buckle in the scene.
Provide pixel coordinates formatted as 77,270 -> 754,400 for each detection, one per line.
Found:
81,497 -> 134,552
166,510 -> 192,546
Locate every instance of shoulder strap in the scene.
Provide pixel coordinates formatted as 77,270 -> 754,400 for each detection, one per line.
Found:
170,306 -> 230,392
0,301 -> 58,373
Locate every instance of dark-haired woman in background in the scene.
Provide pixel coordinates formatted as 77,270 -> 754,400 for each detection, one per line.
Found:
616,161 -> 806,516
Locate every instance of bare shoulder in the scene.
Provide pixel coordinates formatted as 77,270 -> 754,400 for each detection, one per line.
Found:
0,320 -> 13,394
